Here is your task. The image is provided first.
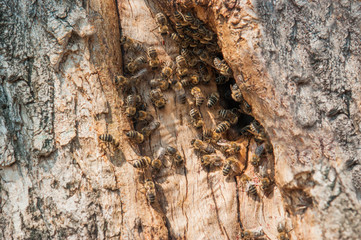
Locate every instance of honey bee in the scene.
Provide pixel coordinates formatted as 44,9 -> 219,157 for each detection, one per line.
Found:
191,87 -> 205,107
176,55 -> 189,77
99,134 -> 119,148
252,144 -> 265,167
218,109 -> 239,125
120,36 -> 143,52
141,121 -> 160,137
125,94 -> 142,118
161,61 -> 173,80
184,12 -> 195,25
191,139 -> 215,154
190,18 -> 203,30
152,147 -> 166,171
198,49 -> 211,62
248,120 -> 267,142
240,99 -> 252,115
218,141 -> 241,156
189,106 -> 201,119
203,129 -> 221,143
127,56 -> 147,73
174,11 -> 185,23
180,77 -> 191,87
222,156 -> 242,176
213,57 -> 232,76
207,92 -> 219,108
214,121 -> 231,134
173,81 -> 186,104
190,74 -> 200,86
114,75 -> 131,90
215,75 -> 229,85
200,154 -> 223,168
240,175 -> 258,196
144,179 -> 156,204
166,146 -> 184,166
171,32 -> 182,43
134,110 -> 153,122
155,13 -> 168,35
181,48 -> 198,67
231,84 -> 243,102
149,78 -> 169,91
132,156 -> 151,169
240,227 -> 264,240
193,119 -> 204,128
150,88 -> 166,108
175,23 -> 185,37
198,63 -> 212,84
147,47 -> 160,69
125,130 -> 145,143
277,222 -> 292,240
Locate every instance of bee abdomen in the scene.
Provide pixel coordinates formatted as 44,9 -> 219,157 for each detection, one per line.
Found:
215,121 -> 231,133
248,184 -> 257,196
99,134 -> 113,142
207,93 -> 219,108
147,191 -> 156,203
222,163 -> 232,176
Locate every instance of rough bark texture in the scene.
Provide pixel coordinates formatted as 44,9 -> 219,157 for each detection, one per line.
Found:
1,0 -> 361,240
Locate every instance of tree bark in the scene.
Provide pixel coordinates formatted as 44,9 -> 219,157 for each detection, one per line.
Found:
0,0 -> 360,240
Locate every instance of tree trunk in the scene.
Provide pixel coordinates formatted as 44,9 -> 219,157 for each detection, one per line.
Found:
1,0 -> 360,239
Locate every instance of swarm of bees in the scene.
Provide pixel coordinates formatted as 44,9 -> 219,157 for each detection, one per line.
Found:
98,7 -> 280,235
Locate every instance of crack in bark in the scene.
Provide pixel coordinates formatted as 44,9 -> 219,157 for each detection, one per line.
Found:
206,172 -> 229,240
180,147 -> 189,235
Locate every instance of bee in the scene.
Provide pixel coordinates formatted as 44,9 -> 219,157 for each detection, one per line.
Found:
99,134 -> 119,147
214,121 -> 231,134
125,130 -> 145,143
191,87 -> 205,107
152,147 -> 166,171
132,156 -> 151,169
141,121 -> 160,137
147,47 -> 160,69
175,23 -> 185,37
207,92 -> 219,108
219,141 -> 241,156
240,99 -> 252,115
134,110 -> 153,122
240,227 -> 264,240
248,120 -> 267,142
189,106 -> 201,119
240,175 -> 258,196
277,222 -> 292,240
173,81 -> 186,104
114,75 -> 131,90
200,154 -> 223,168
203,129 -> 221,143
184,12 -> 195,25
155,13 -> 168,35
180,77 -> 191,87
127,56 -> 147,73
190,74 -> 200,86
215,75 -> 229,85
176,55 -> 189,77
222,156 -> 241,176
149,78 -> 169,91
190,18 -> 203,30
120,36 -> 143,52
231,84 -> 243,102
252,144 -> 265,167
198,49 -> 211,62
125,94 -> 142,118
174,11 -> 185,23
204,29 -> 215,42
166,146 -> 184,166
181,48 -> 198,67
213,57 -> 232,76
218,109 -> 239,125
161,61 -> 173,80
150,88 -> 166,108
193,119 -> 204,128
144,179 -> 156,204
191,139 -> 215,154
198,63 -> 212,84
171,32 -> 182,43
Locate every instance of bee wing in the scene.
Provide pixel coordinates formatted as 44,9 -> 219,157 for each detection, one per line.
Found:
255,144 -> 265,155
231,162 -> 241,173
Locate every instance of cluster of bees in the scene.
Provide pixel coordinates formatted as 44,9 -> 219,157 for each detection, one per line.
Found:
98,6 -> 290,240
